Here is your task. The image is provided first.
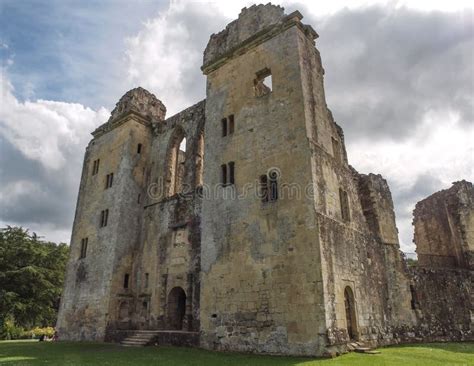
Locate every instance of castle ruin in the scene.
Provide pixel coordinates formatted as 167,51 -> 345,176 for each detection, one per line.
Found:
56,4 -> 473,356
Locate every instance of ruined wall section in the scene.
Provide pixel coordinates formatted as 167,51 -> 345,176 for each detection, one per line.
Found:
404,181 -> 474,342
357,174 -> 399,245
414,180 -> 473,269
297,27 -> 416,351
407,267 -> 473,341
120,101 -> 205,332
200,6 -> 326,356
57,88 -> 163,340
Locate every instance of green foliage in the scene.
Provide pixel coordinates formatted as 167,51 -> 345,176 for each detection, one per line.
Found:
407,258 -> 418,267
0,315 -> 25,340
0,342 -> 472,366
25,327 -> 55,339
0,226 -> 69,336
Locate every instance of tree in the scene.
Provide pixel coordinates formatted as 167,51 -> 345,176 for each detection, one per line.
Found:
0,226 -> 69,332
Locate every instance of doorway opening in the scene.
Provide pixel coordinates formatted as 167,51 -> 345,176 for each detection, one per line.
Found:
167,287 -> 186,330
344,286 -> 357,340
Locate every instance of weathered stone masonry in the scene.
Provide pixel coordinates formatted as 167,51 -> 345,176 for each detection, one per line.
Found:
57,4 -> 473,356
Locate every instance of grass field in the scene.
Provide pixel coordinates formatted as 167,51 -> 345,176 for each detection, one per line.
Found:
0,340 -> 472,365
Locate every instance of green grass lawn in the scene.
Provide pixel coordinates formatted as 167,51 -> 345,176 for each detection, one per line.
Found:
0,340 -> 472,366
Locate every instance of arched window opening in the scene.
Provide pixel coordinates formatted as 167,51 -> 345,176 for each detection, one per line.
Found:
166,128 -> 187,197
195,132 -> 204,187
344,286 -> 358,340
167,287 -> 186,330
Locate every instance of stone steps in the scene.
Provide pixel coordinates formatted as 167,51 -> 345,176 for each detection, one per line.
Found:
348,341 -> 381,354
121,331 -> 161,347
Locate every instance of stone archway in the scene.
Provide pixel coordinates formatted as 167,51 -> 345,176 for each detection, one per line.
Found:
344,286 -> 357,340
167,287 -> 186,330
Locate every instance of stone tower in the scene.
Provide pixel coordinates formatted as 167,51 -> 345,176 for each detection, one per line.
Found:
199,4 -> 414,355
56,88 -> 166,340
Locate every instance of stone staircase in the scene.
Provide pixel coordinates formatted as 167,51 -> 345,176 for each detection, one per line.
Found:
347,341 -> 381,354
121,330 -> 160,347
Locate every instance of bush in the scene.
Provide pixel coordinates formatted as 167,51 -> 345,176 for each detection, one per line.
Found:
1,315 -> 25,340
24,326 -> 55,339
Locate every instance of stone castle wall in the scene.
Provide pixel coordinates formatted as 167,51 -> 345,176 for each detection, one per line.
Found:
57,3 -> 473,357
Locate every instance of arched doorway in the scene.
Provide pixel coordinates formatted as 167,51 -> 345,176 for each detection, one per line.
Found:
167,287 -> 186,330
344,286 -> 357,340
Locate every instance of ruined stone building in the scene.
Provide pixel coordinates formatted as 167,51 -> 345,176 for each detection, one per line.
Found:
56,4 -> 473,357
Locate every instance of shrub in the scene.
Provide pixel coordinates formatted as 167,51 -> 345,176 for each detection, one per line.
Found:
0,315 -> 25,340
25,326 -> 55,339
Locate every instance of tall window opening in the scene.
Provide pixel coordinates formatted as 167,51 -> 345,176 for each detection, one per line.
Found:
228,162 -> 235,185
166,128 -> 187,197
254,67 -> 272,97
339,188 -> 350,222
92,159 -> 100,175
100,209 -> 109,227
221,164 -> 227,185
260,175 -> 269,202
195,132 -> 204,186
221,115 -> 235,137
221,162 -> 235,186
105,173 -> 114,189
260,169 -> 278,203
137,143 -> 142,154
221,118 -> 227,137
123,274 -> 130,289
79,238 -> 88,259
228,115 -> 235,134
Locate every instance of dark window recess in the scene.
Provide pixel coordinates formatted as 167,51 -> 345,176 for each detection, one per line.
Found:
269,170 -> 278,201
221,164 -> 227,185
79,238 -> 88,259
137,194 -> 141,203
105,173 -> 114,189
145,273 -> 149,289
260,170 -> 278,203
228,115 -> 234,134
137,143 -> 142,154
260,175 -> 269,202
123,274 -> 130,289
222,115 -> 235,137
221,118 -> 227,137
92,159 -> 100,175
228,162 -> 235,185
100,209 -> 109,227
339,188 -> 350,222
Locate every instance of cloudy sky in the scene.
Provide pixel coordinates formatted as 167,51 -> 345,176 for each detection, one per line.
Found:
0,0 -> 472,253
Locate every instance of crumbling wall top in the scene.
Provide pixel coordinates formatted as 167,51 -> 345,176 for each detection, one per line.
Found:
413,180 -> 473,269
202,3 -> 317,73
92,87 -> 166,137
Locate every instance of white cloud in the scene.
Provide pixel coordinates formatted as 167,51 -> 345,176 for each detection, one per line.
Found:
1,1 -> 472,248
125,1 -> 228,115
0,69 -> 109,170
348,111 -> 474,251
